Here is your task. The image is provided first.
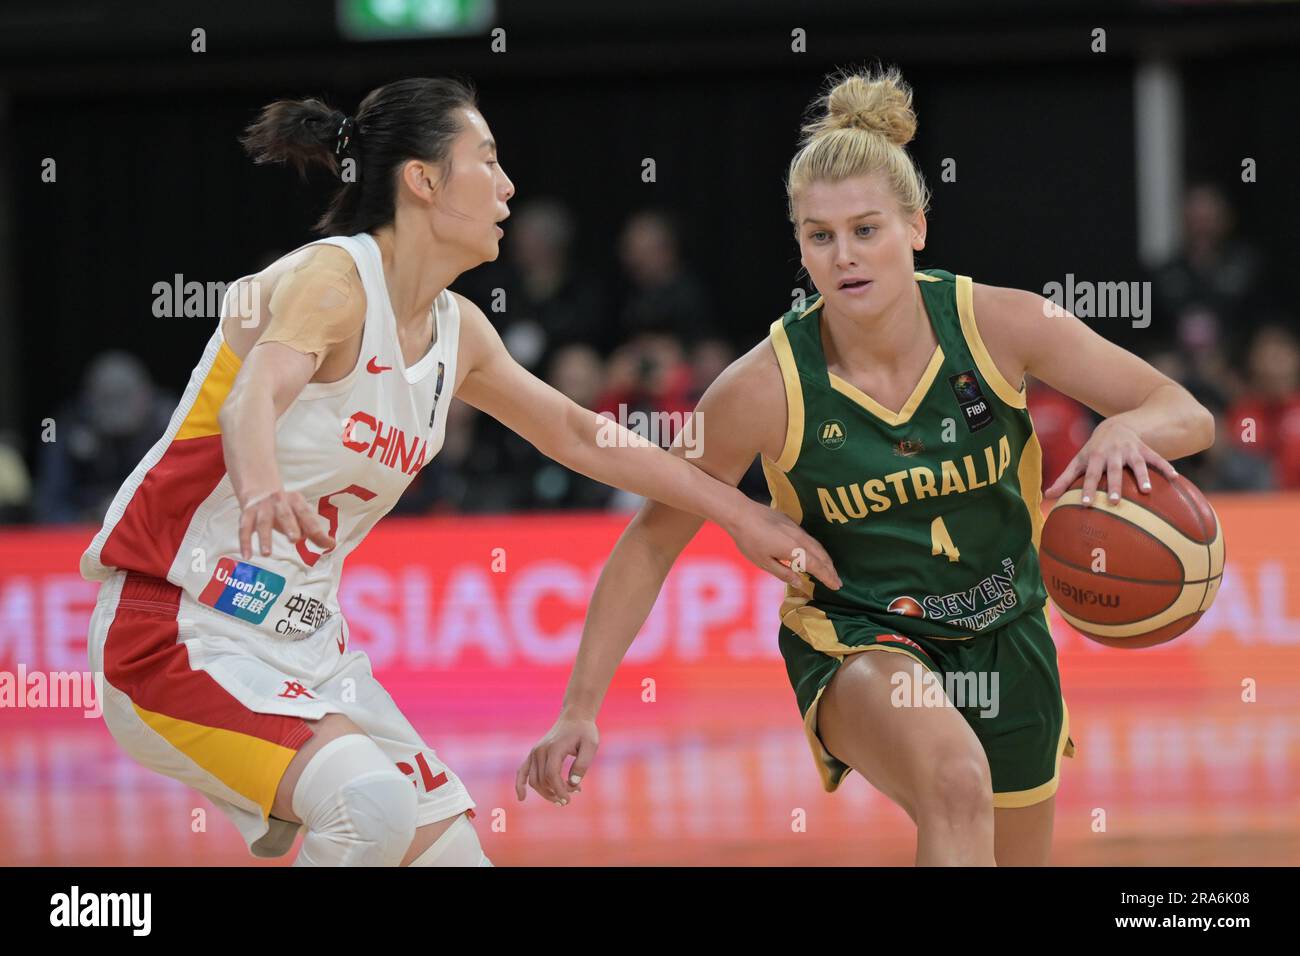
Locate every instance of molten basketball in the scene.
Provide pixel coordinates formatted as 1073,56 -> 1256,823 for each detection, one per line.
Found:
1040,470 -> 1225,648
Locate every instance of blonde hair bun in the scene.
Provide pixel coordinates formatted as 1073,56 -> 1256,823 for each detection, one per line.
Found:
803,66 -> 917,148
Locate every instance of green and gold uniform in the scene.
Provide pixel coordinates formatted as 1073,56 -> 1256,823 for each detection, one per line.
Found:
764,270 -> 1075,808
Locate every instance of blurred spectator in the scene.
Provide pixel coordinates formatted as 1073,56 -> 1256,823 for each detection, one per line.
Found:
457,198 -> 608,370
34,351 -> 176,524
1225,323 -> 1300,489
523,345 -> 616,509
1026,379 -> 1094,488
618,210 -> 716,342
1167,313 -> 1238,409
1181,407 -> 1275,493
688,338 -> 735,405
404,399 -> 531,514
1143,348 -> 1271,491
0,431 -> 32,523
1151,182 -> 1266,362
596,333 -> 695,424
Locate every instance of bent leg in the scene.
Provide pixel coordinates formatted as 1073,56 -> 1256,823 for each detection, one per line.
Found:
405,812 -> 490,866
994,796 -> 1055,866
817,650 -> 996,866
271,713 -> 418,867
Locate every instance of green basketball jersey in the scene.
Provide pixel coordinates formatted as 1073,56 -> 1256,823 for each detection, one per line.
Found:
763,269 -> 1048,640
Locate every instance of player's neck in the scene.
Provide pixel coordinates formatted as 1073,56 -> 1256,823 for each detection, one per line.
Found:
821,282 -> 932,372
371,220 -> 468,330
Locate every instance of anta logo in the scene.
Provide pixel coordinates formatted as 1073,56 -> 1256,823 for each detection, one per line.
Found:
818,419 -> 846,449
1052,578 -> 1120,607
366,356 -> 392,373
277,680 -> 315,699
342,411 -> 428,475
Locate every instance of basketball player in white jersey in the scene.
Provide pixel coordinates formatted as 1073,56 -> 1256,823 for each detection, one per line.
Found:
80,77 -> 841,867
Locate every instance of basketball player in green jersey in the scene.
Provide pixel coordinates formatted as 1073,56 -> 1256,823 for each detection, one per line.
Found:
516,67 -> 1215,865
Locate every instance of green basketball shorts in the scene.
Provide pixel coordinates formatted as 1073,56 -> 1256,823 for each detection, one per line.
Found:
778,603 -> 1076,808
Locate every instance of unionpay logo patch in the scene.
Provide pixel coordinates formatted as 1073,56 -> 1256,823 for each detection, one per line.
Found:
198,558 -> 285,624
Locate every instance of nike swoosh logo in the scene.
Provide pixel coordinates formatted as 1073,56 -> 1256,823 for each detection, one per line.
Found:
366,357 -> 393,373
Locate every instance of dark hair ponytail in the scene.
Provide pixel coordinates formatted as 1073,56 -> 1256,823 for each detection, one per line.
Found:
240,77 -> 478,236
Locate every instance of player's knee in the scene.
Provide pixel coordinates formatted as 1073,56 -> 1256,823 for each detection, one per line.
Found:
291,734 -> 418,867
337,771 -> 419,860
915,754 -> 993,825
408,813 -> 490,867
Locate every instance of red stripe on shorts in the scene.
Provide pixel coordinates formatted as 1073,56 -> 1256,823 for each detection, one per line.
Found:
104,572 -> 313,750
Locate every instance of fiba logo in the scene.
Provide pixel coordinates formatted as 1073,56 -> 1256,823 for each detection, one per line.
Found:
888,596 -> 925,618
818,419 -> 846,450
950,372 -> 980,402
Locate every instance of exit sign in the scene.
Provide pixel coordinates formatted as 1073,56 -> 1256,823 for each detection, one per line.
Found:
338,0 -> 496,39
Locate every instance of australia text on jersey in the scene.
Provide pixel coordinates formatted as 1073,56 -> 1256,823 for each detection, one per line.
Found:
816,433 -> 1012,524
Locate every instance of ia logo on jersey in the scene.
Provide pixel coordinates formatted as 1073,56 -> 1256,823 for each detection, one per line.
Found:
818,419 -> 846,450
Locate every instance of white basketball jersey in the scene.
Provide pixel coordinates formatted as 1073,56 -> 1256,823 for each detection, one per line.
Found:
81,232 -> 460,642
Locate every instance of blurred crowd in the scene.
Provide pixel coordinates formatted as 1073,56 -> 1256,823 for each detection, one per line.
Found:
2,184 -> 1297,527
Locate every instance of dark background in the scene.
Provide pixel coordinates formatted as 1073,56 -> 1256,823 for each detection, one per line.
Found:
1,0 -> 1297,474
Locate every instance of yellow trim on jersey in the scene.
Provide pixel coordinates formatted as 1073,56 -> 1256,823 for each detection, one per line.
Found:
799,643 -> 1072,796
828,345 -> 945,428
1037,605 -> 1077,759
798,295 -> 824,319
914,271 -> 942,282
769,319 -> 805,472
992,694 -> 1072,808
761,456 -> 803,524
131,701 -> 297,816
175,341 -> 242,441
1018,430 -> 1046,550
954,274 -> 1027,409
802,644 -> 941,792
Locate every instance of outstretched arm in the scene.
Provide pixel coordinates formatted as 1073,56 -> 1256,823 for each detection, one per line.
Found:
972,283 -> 1215,504
453,292 -> 839,590
513,338 -> 796,804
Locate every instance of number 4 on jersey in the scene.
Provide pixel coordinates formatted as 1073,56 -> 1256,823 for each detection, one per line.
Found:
930,516 -> 960,563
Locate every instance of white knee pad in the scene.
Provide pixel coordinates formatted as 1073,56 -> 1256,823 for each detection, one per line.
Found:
290,734 -> 418,867
408,813 -> 492,867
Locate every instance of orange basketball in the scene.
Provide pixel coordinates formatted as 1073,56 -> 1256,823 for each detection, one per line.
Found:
1040,470 -> 1225,648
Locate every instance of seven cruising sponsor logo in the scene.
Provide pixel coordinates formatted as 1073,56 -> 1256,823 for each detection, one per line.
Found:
889,557 -> 1020,631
